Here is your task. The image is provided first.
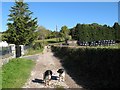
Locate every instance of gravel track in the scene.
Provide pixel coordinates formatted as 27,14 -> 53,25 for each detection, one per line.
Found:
22,46 -> 83,89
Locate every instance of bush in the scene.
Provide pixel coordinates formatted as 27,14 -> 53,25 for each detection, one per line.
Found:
51,46 -> 120,89
32,42 -> 44,50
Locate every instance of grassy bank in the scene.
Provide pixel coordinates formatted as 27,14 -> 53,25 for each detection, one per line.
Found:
2,58 -> 35,88
25,48 -> 43,55
51,45 -> 120,89
36,38 -> 64,44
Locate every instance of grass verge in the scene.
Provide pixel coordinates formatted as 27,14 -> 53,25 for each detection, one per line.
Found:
25,48 -> 43,56
2,58 -> 35,88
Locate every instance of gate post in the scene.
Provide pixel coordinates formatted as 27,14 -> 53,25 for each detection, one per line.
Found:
9,44 -> 16,58
19,45 -> 24,56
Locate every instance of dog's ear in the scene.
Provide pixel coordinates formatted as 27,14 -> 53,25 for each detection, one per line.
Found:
57,69 -> 60,73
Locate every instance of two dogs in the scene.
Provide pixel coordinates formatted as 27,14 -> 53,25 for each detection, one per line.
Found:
43,68 -> 65,86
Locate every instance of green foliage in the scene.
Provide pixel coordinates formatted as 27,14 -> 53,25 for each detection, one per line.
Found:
113,22 -> 120,41
25,48 -> 43,55
36,26 -> 61,41
70,23 -> 118,42
0,32 -> 2,40
36,38 -> 64,44
52,46 -> 120,88
2,0 -> 38,45
36,26 -> 52,40
2,58 -> 35,88
60,26 -> 70,40
60,26 -> 71,44
32,41 -> 44,50
24,41 -> 44,55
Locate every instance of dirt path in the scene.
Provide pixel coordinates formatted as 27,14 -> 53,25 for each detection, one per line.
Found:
23,46 -> 83,89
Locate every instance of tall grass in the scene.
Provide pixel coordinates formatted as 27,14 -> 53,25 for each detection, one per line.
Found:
2,58 -> 35,88
51,45 -> 120,89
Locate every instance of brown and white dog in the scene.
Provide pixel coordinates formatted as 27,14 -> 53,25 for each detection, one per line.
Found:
43,70 -> 52,86
57,68 -> 65,82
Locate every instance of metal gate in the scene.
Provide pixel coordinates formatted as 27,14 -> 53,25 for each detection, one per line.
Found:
15,45 -> 21,58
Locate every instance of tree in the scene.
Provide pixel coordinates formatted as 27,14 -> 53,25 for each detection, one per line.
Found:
113,22 -> 120,41
71,23 -> 116,42
69,27 -> 76,40
50,31 -> 57,38
2,0 -> 38,45
36,26 -> 52,40
74,24 -> 85,41
60,26 -> 70,43
74,24 -> 81,40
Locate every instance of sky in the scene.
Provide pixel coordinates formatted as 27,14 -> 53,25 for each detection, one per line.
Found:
1,1 -> 119,32
118,2 -> 120,24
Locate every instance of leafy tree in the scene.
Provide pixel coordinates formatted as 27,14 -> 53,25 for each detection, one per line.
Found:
113,22 -> 120,41
74,24 -> 81,40
71,23 -> 117,42
2,0 -> 38,45
69,27 -> 76,40
74,24 -> 87,41
60,26 -> 70,43
50,31 -> 58,38
36,26 -> 51,40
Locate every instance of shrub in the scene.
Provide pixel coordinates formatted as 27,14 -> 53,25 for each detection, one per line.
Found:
51,46 -> 120,88
32,42 -> 44,50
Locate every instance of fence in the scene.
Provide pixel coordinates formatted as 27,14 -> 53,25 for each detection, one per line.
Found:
0,41 -> 25,66
24,45 -> 30,54
0,43 -> 16,66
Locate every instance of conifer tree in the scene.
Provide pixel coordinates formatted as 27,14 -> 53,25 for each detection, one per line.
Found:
2,0 -> 38,45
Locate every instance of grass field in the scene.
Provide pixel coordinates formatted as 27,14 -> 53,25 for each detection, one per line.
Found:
36,38 -> 64,44
25,48 -> 43,55
2,58 -> 35,88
